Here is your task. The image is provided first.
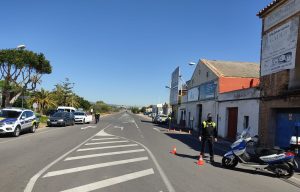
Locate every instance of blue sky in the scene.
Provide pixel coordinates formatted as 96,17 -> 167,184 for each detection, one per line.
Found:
0,0 -> 272,106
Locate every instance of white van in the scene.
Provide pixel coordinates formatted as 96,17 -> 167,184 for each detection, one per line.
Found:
57,106 -> 76,113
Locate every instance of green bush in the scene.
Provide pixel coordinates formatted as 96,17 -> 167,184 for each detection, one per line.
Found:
131,107 -> 139,114
35,113 -> 48,123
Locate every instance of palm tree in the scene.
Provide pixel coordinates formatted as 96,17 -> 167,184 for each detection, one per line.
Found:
29,89 -> 57,114
66,93 -> 80,108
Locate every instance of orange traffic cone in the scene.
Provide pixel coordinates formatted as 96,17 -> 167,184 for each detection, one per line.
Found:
170,146 -> 177,155
197,155 -> 204,165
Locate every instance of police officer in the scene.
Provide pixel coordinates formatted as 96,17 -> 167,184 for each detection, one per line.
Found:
199,113 -> 217,162
95,113 -> 100,124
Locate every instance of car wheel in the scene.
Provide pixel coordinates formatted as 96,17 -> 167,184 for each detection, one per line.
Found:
63,122 -> 66,127
13,126 -> 21,137
30,123 -> 36,133
83,119 -> 85,124
72,120 -> 75,126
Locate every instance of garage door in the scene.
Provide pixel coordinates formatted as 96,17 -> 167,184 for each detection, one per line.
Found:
275,111 -> 300,148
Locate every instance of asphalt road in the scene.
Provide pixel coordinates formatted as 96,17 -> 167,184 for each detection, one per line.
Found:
0,112 -> 300,192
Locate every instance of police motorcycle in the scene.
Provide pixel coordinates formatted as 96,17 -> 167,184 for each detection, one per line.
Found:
222,127 -> 297,178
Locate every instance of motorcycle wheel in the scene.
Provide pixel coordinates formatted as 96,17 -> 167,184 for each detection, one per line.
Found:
222,156 -> 238,169
273,163 -> 294,179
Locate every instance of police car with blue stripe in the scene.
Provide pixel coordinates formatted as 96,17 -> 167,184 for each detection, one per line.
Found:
0,108 -> 37,137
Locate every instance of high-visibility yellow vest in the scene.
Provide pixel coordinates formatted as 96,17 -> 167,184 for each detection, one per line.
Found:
202,121 -> 216,128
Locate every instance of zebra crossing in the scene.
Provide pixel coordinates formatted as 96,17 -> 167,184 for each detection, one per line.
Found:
31,130 -> 166,192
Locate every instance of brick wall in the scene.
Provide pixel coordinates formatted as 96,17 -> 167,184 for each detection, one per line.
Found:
259,97 -> 300,147
260,70 -> 289,97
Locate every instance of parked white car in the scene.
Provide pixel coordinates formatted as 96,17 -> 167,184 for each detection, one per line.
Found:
74,111 -> 93,124
0,108 -> 37,137
57,106 -> 76,113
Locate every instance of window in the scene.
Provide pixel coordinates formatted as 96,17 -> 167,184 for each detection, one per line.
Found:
0,110 -> 21,118
244,116 -> 249,129
206,71 -> 209,78
21,112 -> 27,119
25,111 -> 34,117
198,70 -> 201,75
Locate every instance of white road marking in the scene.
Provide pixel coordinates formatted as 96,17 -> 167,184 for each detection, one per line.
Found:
24,124 -> 111,192
153,128 -> 160,132
60,168 -> 155,192
112,126 -> 124,130
43,157 -> 149,178
91,137 -> 119,141
85,140 -> 129,145
134,121 -> 139,129
81,126 -> 97,130
95,129 -> 113,137
291,176 -> 300,182
64,149 -> 145,161
103,124 -> 175,192
77,144 -> 139,152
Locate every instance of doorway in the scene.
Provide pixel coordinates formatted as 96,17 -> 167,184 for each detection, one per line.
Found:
227,107 -> 238,141
197,105 -> 203,135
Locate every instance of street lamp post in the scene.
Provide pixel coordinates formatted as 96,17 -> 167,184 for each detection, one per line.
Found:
17,44 -> 26,108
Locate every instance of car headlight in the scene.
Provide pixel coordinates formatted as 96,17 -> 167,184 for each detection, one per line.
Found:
6,121 -> 16,125
47,119 -> 50,122
58,119 -> 64,122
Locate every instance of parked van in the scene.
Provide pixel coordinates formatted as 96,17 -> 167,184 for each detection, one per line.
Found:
57,106 -> 76,113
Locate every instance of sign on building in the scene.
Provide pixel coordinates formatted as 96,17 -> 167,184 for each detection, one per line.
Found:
170,67 -> 180,105
188,87 -> 199,102
199,81 -> 217,100
264,0 -> 300,31
261,17 -> 299,76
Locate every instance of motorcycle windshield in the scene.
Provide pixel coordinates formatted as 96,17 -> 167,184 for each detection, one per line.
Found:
240,127 -> 251,139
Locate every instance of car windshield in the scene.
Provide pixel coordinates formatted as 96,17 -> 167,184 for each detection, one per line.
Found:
0,110 -> 21,118
74,112 -> 85,116
52,112 -> 64,118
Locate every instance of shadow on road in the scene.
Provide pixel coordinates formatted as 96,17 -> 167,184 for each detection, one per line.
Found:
211,161 -> 275,177
164,132 -> 226,157
140,120 -> 153,124
175,153 -> 199,160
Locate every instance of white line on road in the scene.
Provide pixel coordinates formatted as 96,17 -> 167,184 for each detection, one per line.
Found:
60,168 -> 154,192
24,124 -> 111,192
132,119 -> 145,139
134,121 -> 139,129
91,137 -> 119,141
85,140 -> 129,145
102,124 -> 175,192
112,126 -> 124,130
43,157 -> 149,178
81,126 -> 97,130
64,149 -> 145,161
77,144 -> 139,152
153,128 -> 160,132
95,129 -> 113,137
291,176 -> 300,182
134,139 -> 175,192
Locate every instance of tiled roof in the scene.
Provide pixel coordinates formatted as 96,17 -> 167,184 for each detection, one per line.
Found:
201,59 -> 260,78
257,0 -> 285,17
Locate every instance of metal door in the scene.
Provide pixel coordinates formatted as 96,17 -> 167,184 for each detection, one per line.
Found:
275,111 -> 300,148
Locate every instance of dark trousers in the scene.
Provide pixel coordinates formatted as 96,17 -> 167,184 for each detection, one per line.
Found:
200,137 -> 214,157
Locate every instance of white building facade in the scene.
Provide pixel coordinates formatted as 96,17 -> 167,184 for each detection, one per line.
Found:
218,88 -> 260,140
